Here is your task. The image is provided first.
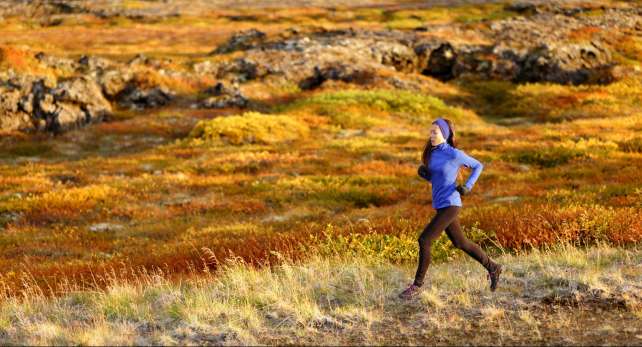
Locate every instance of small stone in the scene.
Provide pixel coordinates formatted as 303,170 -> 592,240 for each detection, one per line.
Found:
89,223 -> 124,232
491,196 -> 521,203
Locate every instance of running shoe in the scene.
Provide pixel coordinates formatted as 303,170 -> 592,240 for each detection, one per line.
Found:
398,282 -> 422,299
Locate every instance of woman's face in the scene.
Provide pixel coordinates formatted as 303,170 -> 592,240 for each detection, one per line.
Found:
430,123 -> 446,146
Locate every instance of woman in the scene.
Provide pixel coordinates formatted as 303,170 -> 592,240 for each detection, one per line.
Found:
399,117 -> 502,299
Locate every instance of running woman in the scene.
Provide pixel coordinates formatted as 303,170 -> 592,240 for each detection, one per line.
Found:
399,117 -> 502,299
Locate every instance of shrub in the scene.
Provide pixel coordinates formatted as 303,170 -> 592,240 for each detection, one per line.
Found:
311,187 -> 399,209
461,75 -> 642,123
617,137 -> 642,153
0,184 -> 121,225
508,146 -> 586,168
470,202 -> 642,249
309,220 -> 497,264
504,137 -> 617,168
188,112 -> 309,145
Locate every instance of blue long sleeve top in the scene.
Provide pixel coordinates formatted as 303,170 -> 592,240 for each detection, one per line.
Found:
426,142 -> 484,209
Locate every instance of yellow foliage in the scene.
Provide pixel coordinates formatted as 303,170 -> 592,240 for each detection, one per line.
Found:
558,137 -> 619,157
188,112 -> 310,145
326,137 -> 389,153
21,184 -> 119,212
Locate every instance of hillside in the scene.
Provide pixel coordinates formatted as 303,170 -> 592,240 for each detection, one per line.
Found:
0,0 -> 641,344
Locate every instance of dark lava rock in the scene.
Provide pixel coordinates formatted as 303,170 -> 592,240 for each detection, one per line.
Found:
115,83 -> 173,110
211,28 -> 267,55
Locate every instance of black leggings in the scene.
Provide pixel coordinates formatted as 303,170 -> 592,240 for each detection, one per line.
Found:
414,205 -> 495,287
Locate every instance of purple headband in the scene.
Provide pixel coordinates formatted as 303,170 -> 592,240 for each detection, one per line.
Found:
432,118 -> 450,140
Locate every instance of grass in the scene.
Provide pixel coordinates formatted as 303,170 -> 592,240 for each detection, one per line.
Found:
0,243 -> 638,345
457,76 -> 642,124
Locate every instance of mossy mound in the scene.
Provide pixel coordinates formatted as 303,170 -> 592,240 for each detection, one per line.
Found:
278,89 -> 471,129
188,111 -> 309,145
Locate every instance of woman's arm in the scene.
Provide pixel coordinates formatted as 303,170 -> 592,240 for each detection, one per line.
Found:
455,149 -> 483,190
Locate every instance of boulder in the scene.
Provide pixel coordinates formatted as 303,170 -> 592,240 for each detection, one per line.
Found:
194,82 -> 248,109
0,75 -> 112,133
216,58 -> 270,82
115,83 -> 173,110
51,76 -> 112,127
96,68 -> 133,99
517,41 -> 614,84
422,42 -> 458,81
372,40 -> 418,73
0,88 -> 31,131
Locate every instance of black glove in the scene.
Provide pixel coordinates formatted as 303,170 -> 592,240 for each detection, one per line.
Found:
417,164 -> 431,182
456,184 -> 471,196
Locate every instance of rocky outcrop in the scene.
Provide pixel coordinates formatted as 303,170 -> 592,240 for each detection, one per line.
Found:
517,41 -> 614,84
0,75 -> 111,133
207,25 -> 618,88
443,40 -> 616,84
209,28 -> 428,90
211,29 -> 267,55
204,3 -> 642,87
0,48 -> 189,132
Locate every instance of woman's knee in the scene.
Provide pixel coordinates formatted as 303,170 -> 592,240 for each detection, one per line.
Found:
418,232 -> 436,247
418,234 -> 429,247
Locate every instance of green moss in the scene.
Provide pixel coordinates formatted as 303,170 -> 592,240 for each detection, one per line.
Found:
188,111 -> 309,145
383,4 -> 513,29
506,147 -> 586,168
3,142 -> 53,158
312,188 -> 396,209
278,89 -> 467,128
453,4 -> 514,23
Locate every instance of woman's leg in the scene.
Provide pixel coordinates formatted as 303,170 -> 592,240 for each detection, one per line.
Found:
413,206 -> 460,287
444,214 -> 495,271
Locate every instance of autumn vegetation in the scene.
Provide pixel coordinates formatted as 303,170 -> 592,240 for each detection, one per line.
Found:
0,0 -> 640,344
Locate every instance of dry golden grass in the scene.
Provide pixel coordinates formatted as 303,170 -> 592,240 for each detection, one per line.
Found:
0,243 -> 638,345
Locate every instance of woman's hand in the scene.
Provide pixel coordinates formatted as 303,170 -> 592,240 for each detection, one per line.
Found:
418,164 -> 431,182
456,184 -> 471,196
